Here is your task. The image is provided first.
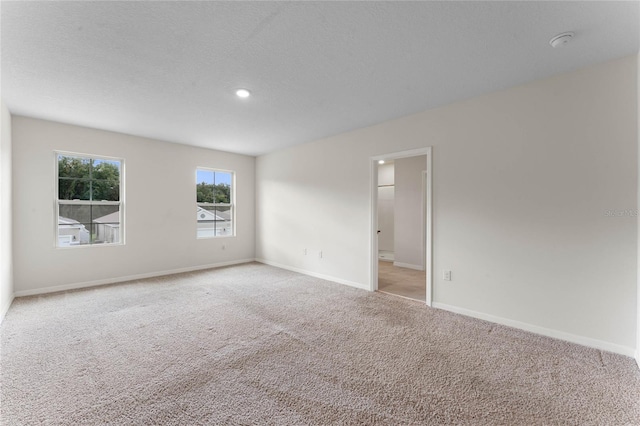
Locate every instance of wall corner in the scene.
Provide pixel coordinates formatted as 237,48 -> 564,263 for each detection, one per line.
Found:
0,99 -> 14,323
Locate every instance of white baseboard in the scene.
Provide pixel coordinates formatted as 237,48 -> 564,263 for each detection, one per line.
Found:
432,302 -> 635,358
0,294 -> 14,324
256,258 -> 370,291
13,259 -> 256,297
393,261 -> 424,271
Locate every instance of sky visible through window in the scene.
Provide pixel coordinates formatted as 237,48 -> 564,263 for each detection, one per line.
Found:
93,159 -> 120,170
58,155 -> 121,171
196,169 -> 232,186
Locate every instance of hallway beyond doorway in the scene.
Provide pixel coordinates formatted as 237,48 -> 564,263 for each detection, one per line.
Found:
378,250 -> 394,262
377,260 -> 426,301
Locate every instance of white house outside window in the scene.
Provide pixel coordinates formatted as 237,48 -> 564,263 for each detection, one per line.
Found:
56,153 -> 123,247
196,168 -> 234,238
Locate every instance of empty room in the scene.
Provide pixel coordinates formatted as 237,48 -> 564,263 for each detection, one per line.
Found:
1,1 -> 639,424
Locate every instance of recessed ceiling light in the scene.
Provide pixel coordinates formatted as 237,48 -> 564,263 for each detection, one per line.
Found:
378,160 -> 385,164
549,32 -> 574,48
236,89 -> 251,98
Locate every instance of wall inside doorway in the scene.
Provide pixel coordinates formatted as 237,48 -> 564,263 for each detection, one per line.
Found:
377,163 -> 395,254
394,155 -> 426,270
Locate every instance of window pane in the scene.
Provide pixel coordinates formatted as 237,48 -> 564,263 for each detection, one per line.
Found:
214,171 -> 232,186
214,172 -> 232,204
213,183 -> 231,204
58,156 -> 91,179
58,156 -> 121,201
197,205 -> 215,238
196,182 -> 214,203
196,169 -> 214,185
196,205 -> 232,238
92,159 -> 121,180
58,205 -> 92,246
59,204 -> 120,246
91,204 -> 120,223
59,204 -> 91,224
58,223 -> 91,246
196,169 -> 214,203
215,207 -> 232,236
92,160 -> 120,201
92,179 -> 120,201
58,178 -> 90,200
92,206 -> 120,244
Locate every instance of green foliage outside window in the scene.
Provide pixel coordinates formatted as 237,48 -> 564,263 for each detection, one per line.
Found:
196,182 -> 231,204
58,156 -> 120,201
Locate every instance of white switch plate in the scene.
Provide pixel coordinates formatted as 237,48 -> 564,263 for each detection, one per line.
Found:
443,270 -> 452,281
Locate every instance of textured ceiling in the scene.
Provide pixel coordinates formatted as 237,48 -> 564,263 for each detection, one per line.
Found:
1,1 -> 639,156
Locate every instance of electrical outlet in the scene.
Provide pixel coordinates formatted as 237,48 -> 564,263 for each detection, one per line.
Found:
303,248 -> 307,255
318,251 -> 323,259
443,270 -> 452,281
221,244 -> 226,250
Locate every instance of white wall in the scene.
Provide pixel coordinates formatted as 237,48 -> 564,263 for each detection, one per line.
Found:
378,163 -> 394,186
12,117 -> 255,294
637,53 -> 640,367
377,163 -> 394,252
0,100 -> 13,321
257,55 -> 638,355
394,155 -> 426,269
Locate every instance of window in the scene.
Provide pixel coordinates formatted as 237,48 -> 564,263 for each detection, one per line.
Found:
196,168 -> 234,238
56,153 -> 123,247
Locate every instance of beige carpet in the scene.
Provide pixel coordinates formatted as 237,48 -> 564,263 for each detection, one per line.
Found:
1,262 -> 639,425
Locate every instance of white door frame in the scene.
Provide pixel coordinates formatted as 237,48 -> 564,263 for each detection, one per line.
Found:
370,147 -> 433,306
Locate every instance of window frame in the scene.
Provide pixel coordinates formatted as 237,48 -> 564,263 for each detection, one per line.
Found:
55,151 -> 125,248
196,167 -> 235,239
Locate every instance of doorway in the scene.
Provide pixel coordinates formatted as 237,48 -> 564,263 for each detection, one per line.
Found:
370,147 -> 432,306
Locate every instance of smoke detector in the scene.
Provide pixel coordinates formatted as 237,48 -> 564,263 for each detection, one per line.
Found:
549,32 -> 574,48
